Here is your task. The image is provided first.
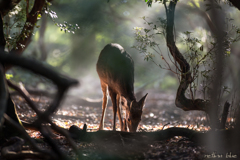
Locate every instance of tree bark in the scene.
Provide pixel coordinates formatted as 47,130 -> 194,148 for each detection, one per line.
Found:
5,0 -> 46,71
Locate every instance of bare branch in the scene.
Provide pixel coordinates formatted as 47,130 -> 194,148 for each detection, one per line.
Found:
0,51 -> 79,88
4,114 -> 57,159
7,80 -> 42,115
6,67 -> 80,159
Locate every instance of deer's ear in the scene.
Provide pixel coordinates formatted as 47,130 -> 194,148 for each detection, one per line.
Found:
138,93 -> 148,109
129,101 -> 134,110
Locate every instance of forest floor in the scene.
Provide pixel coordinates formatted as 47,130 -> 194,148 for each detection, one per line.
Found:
10,90 -> 222,160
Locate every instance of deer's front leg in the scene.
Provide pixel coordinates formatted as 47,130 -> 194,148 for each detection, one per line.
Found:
99,81 -> 108,130
109,88 -> 117,131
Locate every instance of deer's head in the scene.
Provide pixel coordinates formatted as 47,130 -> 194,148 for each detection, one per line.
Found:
125,93 -> 148,132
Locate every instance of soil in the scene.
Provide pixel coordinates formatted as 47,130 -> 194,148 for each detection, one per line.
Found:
9,90 -> 212,160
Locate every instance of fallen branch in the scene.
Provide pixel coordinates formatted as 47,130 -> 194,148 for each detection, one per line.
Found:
69,125 -> 202,144
69,124 -> 236,151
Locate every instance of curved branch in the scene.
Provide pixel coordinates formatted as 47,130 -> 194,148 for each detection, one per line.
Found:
7,80 -> 41,115
165,1 -> 210,113
0,51 -> 79,88
7,78 -> 81,159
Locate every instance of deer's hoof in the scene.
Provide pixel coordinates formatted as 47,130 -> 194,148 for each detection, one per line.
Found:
99,125 -> 104,130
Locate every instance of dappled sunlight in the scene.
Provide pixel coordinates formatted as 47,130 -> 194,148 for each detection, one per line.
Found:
13,92 -> 215,139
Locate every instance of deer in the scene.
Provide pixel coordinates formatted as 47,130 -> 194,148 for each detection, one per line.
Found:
96,43 -> 148,132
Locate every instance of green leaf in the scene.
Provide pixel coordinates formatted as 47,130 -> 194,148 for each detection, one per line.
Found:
6,74 -> 13,79
37,14 -> 41,20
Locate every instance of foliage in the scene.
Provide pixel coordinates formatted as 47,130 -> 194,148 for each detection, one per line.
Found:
133,17 -> 172,72
5,74 -> 13,80
44,6 -> 80,34
3,1 -> 30,51
133,10 -> 240,101
145,0 -> 178,7
3,0 -> 79,54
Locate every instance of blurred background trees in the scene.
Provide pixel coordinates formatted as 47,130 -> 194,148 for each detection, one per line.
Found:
5,0 -> 240,100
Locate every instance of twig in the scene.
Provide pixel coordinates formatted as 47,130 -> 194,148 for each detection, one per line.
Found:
162,123 -> 170,130
7,80 -> 41,115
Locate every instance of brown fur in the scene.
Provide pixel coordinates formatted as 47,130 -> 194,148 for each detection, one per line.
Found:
97,43 -> 148,132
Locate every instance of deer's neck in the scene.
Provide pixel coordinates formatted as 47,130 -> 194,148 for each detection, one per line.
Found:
125,92 -> 136,104
120,83 -> 136,103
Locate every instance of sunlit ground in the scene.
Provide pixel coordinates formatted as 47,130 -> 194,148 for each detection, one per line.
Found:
11,92 -> 236,160
13,92 -> 234,138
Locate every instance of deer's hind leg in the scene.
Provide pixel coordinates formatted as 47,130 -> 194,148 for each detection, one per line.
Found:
116,94 -> 124,131
108,87 -> 118,131
99,81 -> 108,130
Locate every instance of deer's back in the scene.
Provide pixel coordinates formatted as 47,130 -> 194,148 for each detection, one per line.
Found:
97,43 -> 134,95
